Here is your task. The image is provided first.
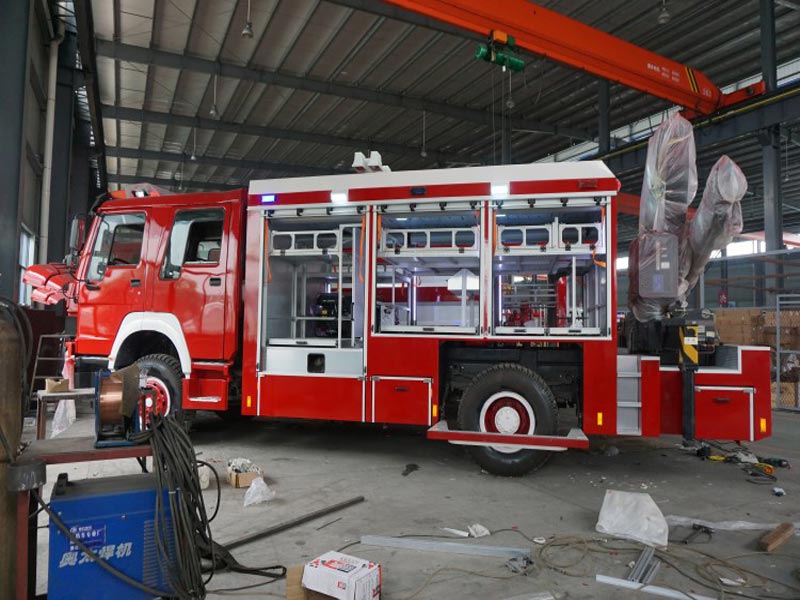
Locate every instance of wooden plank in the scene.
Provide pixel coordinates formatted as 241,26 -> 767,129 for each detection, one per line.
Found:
758,522 -> 796,552
21,436 -> 152,465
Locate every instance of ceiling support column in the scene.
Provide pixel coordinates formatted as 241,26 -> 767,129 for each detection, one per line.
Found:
0,0 -> 31,300
760,0 -> 783,302
760,0 -> 783,254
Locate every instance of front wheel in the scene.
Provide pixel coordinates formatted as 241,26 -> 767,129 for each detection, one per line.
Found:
457,363 -> 558,476
136,354 -> 194,429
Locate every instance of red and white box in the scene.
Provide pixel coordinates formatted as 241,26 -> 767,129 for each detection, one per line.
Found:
301,551 -> 381,600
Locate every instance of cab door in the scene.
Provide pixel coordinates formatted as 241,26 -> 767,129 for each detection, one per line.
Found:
75,212 -> 148,356
148,205 -> 234,360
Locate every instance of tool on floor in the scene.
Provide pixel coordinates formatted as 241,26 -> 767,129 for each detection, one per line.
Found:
759,456 -> 791,469
627,546 -> 661,584
681,523 -> 713,544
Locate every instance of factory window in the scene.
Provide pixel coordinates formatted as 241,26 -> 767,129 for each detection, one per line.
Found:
17,228 -> 35,305
86,213 -> 145,281
161,209 -> 224,279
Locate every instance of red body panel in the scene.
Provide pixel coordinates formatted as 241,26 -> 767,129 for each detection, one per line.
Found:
260,375 -> 364,422
365,338 -> 439,425
144,196 -> 243,361
241,208 -> 262,417
581,199 -> 617,435
659,348 -> 771,441
183,362 -> 230,411
75,210 -> 148,356
640,358 -> 662,437
372,377 -> 432,426
695,387 -> 754,441
582,341 -> 618,435
367,337 -> 439,379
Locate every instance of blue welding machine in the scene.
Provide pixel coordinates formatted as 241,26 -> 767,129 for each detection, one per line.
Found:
48,473 -> 175,600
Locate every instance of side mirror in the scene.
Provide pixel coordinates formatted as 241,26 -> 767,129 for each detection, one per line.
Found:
69,214 -> 89,253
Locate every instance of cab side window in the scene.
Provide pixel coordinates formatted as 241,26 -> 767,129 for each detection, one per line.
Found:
161,209 -> 225,279
86,213 -> 145,281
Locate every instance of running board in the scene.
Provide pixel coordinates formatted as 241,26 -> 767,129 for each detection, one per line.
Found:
426,421 -> 589,451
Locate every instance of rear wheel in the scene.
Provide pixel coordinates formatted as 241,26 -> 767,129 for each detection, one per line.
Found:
136,354 -> 194,429
457,363 -> 558,476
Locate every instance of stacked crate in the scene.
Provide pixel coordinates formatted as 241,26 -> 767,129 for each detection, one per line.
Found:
714,309 -> 762,346
714,309 -> 800,409
763,310 -> 800,410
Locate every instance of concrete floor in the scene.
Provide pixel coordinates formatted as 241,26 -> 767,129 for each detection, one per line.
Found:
32,408 -> 800,599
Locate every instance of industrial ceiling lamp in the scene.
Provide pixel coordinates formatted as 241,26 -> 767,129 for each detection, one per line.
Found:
209,75 -> 219,118
190,128 -> 197,161
242,0 -> 254,38
420,111 -> 427,158
657,0 -> 671,25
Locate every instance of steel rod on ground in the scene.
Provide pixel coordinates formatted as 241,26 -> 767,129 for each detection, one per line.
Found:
359,535 -> 531,559
222,496 -> 365,551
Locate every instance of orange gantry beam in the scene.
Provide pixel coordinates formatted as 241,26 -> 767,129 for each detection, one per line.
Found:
383,0 -> 763,115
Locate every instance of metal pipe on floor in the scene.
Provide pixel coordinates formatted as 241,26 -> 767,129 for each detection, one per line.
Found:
222,495 -> 365,551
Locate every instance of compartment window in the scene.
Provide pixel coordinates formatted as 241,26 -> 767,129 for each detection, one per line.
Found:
493,205 -> 609,337
263,218 -> 364,349
375,210 -> 481,335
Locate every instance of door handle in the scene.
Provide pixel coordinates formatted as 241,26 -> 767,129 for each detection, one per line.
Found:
712,397 -> 731,403
209,277 -> 222,287
85,282 -> 100,291
130,279 -> 141,288
394,386 -> 408,392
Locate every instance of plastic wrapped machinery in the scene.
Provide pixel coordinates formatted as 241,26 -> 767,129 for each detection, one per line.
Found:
677,155 -> 746,303
628,114 -> 698,322
638,113 -> 698,235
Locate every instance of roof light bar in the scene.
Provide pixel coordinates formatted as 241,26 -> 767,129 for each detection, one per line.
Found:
491,184 -> 510,197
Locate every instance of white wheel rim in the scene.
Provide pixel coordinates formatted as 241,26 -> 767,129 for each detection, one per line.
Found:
478,391 -> 536,454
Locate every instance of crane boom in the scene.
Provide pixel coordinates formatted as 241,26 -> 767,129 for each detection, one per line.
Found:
383,0 -> 763,115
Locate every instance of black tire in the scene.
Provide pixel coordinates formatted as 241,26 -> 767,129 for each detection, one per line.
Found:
135,353 -> 194,429
457,363 -> 558,476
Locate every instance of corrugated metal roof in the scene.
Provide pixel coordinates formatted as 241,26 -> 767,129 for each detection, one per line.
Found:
90,0 -> 800,245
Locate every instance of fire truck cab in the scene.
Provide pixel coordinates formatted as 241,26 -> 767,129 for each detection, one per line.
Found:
25,161 -> 771,475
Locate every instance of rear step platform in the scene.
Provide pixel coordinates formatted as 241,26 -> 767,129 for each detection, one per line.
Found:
427,421 -> 589,451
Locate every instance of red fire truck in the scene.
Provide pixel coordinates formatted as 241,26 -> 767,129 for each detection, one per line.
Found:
25,161 -> 771,475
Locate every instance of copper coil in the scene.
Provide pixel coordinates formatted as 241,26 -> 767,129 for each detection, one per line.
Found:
98,378 -> 124,425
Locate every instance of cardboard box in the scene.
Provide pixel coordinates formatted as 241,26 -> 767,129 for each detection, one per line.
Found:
45,378 -> 70,393
227,468 -> 263,488
285,565 -> 330,600
302,552 -> 381,600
